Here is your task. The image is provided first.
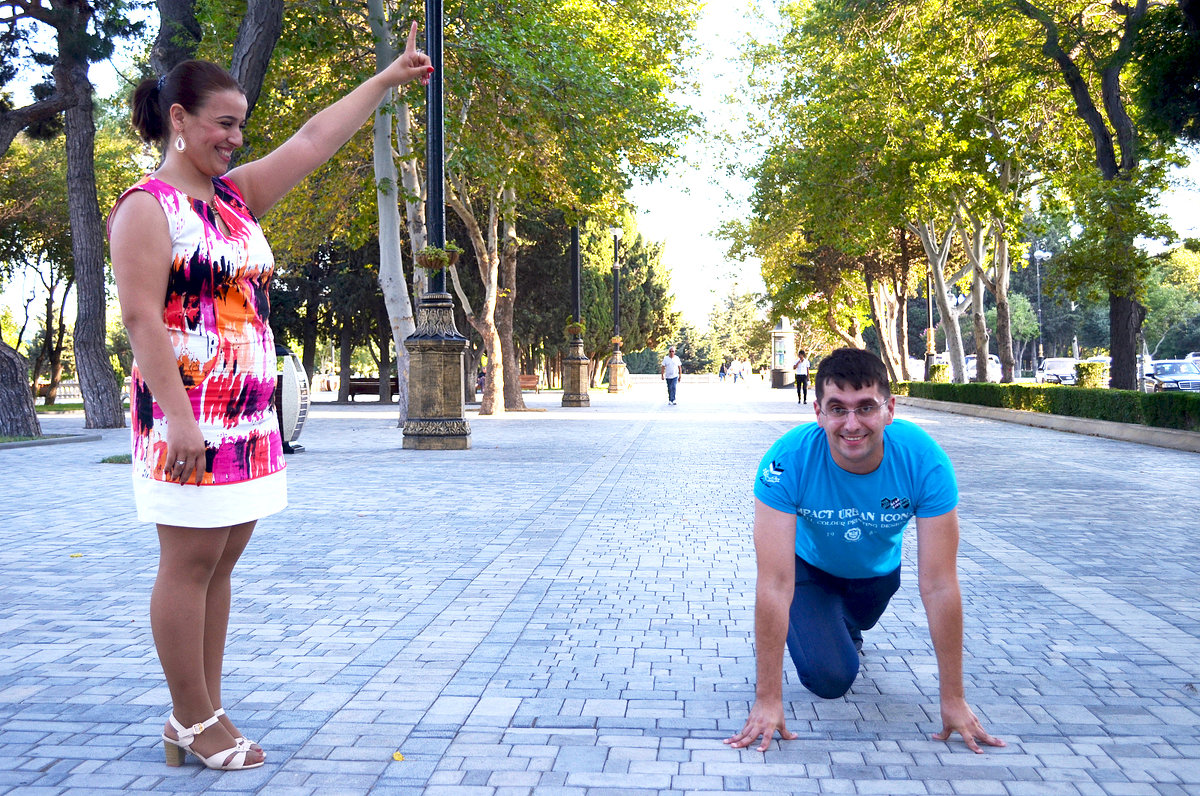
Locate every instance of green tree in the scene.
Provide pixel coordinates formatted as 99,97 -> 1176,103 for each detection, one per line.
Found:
1,0 -> 147,429
574,219 -> 679,386
707,288 -> 771,369
1143,241 -> 1200,357
1009,0 -> 1175,388
1131,2 -> 1200,146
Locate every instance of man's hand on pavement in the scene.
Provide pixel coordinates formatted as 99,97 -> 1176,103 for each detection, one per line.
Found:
724,699 -> 798,752
933,697 -> 1006,753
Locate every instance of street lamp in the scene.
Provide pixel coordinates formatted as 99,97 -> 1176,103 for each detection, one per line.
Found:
400,0 -> 470,450
1033,249 -> 1049,363
608,226 -> 624,393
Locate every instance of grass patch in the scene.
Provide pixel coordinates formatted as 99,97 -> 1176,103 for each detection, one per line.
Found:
101,453 -> 133,464
36,402 -> 85,413
0,435 -> 40,444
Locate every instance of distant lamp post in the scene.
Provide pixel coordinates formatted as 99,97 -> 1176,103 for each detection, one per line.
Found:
1033,249 -> 1049,362
608,226 -> 626,393
561,225 -> 590,407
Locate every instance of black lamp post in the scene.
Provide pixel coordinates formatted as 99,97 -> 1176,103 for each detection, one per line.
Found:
401,0 -> 470,449
608,226 -> 624,393
561,224 -> 590,407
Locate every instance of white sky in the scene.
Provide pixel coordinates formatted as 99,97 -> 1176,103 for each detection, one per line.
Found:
627,0 -> 771,331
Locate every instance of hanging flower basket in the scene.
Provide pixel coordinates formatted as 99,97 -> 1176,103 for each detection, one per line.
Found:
564,316 -> 586,338
415,241 -> 463,275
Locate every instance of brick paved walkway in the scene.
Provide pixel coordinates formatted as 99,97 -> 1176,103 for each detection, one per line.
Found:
1,382 -> 1198,795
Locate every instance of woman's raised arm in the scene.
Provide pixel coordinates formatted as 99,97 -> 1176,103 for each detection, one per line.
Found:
227,21 -> 432,216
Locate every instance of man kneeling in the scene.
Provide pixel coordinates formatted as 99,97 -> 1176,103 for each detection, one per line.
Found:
726,348 -> 1004,753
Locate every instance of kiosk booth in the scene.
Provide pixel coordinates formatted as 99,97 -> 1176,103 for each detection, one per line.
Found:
275,345 -> 310,453
770,318 -> 796,389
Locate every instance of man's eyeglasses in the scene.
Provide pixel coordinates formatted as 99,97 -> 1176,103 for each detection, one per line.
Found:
821,400 -> 889,419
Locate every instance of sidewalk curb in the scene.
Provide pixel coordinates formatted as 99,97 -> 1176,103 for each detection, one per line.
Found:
0,432 -> 103,450
897,395 -> 1200,453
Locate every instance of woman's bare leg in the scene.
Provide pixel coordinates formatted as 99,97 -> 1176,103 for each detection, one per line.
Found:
151,523 -> 263,765
202,520 -> 261,750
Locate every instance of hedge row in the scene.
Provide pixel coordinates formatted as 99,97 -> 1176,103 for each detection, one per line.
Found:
890,381 -> 1200,432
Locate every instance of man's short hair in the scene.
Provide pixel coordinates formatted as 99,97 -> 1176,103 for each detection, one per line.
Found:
814,348 -> 890,403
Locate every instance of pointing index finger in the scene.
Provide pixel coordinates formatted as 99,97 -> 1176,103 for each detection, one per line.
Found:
404,21 -> 419,56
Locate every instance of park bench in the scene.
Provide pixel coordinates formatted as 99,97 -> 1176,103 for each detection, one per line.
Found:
347,376 -> 399,401
519,373 -> 541,393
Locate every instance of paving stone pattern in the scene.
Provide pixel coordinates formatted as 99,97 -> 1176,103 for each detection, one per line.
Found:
1,382 -> 1198,795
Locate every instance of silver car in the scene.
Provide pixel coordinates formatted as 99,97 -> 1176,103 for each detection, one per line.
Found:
1036,357 -> 1078,385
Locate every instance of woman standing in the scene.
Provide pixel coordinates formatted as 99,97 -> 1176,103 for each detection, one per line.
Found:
108,25 -> 432,771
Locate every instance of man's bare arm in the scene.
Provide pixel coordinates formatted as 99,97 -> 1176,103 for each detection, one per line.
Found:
916,509 -> 1005,753
725,499 -> 799,751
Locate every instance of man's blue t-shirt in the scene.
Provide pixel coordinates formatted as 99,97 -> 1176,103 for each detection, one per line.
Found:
753,418 -> 958,579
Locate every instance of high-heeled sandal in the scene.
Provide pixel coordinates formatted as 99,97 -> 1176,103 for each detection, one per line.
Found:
162,713 -> 264,770
213,708 -> 262,755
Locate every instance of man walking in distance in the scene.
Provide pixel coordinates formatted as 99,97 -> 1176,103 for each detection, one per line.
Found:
661,346 -> 683,405
793,349 -> 810,404
725,348 -> 1004,753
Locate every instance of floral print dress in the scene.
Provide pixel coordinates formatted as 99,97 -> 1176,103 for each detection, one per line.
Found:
110,175 -> 286,527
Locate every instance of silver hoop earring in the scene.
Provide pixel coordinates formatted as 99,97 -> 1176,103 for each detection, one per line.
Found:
174,136 -> 186,153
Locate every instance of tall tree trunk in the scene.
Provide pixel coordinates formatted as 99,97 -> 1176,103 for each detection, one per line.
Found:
496,186 -> 526,410
895,227 -> 912,380
29,292 -> 53,398
992,231 -> 1015,382
446,178 -> 503,415
375,297 -> 393,402
910,220 -> 969,382
1110,294 -> 1145,389
150,0 -> 201,74
229,0 -> 284,118
43,277 -> 74,406
863,272 -> 900,383
971,268 -> 989,381
301,284 -> 319,381
63,61 -> 124,428
0,341 -> 41,437
337,320 -> 352,403
368,0 -> 416,423
956,212 -> 991,381
1013,0 -> 1148,388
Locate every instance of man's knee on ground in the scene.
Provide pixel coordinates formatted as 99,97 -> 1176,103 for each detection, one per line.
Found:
799,660 -> 858,699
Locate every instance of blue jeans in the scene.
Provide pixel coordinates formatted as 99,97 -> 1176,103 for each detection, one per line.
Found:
785,556 -> 900,699
666,377 -> 678,402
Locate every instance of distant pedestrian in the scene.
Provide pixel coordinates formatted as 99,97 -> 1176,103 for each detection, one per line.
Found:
726,347 -> 1004,755
108,27 -> 432,772
794,350 -> 810,404
661,346 -> 683,405
719,361 -> 727,383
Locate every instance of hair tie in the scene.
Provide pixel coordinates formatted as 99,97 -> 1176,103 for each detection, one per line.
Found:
157,74 -> 167,92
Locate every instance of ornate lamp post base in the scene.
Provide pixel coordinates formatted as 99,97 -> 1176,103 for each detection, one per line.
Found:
403,292 -> 471,450
607,350 -> 627,394
561,338 -> 591,407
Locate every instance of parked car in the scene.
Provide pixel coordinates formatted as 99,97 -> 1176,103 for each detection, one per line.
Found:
1187,352 -> 1200,365
1036,357 -> 1079,385
964,353 -> 1002,382
1144,360 -> 1200,392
